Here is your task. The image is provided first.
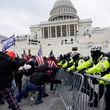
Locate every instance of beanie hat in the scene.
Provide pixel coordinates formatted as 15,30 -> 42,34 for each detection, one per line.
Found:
6,51 -> 16,60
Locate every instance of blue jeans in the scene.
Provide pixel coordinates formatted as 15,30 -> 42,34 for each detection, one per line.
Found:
12,79 -> 18,95
16,82 -> 44,103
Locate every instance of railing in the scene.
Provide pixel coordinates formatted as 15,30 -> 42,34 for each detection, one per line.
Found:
56,70 -> 110,110
55,70 -> 84,110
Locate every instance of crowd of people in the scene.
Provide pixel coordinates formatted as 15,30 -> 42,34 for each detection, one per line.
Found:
0,45 -> 110,110
0,50 -> 61,110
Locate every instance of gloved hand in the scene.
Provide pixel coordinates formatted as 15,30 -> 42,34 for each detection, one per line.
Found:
23,64 -> 32,70
92,78 -> 98,84
18,66 -> 24,71
81,70 -> 86,75
18,64 -> 32,71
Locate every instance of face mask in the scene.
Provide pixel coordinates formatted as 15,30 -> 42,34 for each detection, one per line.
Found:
91,51 -> 101,61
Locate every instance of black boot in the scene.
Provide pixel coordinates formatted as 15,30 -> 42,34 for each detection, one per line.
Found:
0,99 -> 5,105
43,93 -> 49,98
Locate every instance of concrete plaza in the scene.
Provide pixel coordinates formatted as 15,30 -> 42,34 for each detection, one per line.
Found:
0,91 -> 65,110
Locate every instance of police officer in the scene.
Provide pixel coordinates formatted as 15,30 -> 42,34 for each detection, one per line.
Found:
99,73 -> 110,110
77,45 -> 104,107
57,54 -> 66,67
86,49 -> 110,110
67,52 -> 81,73
57,53 -> 71,68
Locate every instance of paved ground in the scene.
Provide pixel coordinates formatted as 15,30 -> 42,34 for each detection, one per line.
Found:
0,91 -> 65,110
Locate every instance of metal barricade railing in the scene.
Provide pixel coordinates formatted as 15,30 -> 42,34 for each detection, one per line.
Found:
80,74 -> 110,110
55,70 -> 110,110
55,70 -> 84,110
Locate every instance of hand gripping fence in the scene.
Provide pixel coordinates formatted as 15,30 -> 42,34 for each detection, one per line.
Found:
81,74 -> 110,110
55,70 -> 110,110
55,70 -> 84,110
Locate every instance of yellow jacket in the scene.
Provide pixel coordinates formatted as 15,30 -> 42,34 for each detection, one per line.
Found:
99,73 -> 110,85
77,58 -> 93,72
86,57 -> 110,74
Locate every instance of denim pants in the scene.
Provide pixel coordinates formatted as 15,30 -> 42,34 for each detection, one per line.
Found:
12,79 -> 18,95
16,81 -> 44,102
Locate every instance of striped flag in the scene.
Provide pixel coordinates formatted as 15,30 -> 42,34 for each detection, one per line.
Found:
36,46 -> 44,66
47,59 -> 58,75
1,34 -> 15,51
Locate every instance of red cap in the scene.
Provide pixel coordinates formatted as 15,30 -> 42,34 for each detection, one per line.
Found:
6,51 -> 16,60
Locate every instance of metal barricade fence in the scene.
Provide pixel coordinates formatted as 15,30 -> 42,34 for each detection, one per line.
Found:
55,70 -> 84,110
81,74 -> 110,110
55,70 -> 110,110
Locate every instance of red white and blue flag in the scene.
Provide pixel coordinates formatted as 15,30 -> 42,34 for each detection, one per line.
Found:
36,46 -> 44,66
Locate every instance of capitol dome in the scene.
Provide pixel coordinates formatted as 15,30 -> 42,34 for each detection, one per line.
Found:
48,0 -> 79,21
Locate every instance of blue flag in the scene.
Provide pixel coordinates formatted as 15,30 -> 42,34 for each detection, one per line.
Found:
1,34 -> 15,51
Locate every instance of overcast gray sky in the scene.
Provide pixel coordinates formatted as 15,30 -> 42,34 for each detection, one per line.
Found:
0,0 -> 110,37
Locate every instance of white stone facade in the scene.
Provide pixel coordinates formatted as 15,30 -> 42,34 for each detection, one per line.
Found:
30,0 -> 92,39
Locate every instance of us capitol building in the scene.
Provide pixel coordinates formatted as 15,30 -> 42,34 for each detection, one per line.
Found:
1,0 -> 110,57
30,0 -> 92,39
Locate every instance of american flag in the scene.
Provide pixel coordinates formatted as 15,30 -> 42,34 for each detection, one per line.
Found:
47,59 -> 58,75
36,46 -> 44,66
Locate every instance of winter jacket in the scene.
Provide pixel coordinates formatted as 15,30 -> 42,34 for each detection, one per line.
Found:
86,56 -> 110,75
0,52 -> 20,89
30,64 -> 60,86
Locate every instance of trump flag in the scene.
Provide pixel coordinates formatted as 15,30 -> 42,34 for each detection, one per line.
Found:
1,34 -> 16,51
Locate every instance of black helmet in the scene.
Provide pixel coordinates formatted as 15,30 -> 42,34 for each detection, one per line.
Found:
90,45 -> 102,61
72,52 -> 80,60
